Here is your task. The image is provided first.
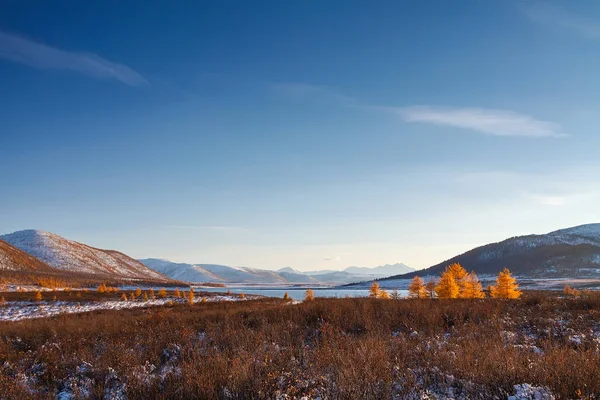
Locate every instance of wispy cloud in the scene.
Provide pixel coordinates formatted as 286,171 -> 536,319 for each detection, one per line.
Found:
274,83 -> 564,138
0,30 -> 148,86
394,106 -> 565,138
526,3 -> 600,39
272,83 -> 357,105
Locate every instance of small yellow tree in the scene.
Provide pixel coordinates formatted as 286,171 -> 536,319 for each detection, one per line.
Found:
200,297 -> 207,303
187,289 -> 195,305
129,292 -> 136,301
97,283 -> 107,293
283,292 -> 290,301
135,288 -> 142,297
226,289 -> 232,295
174,288 -> 181,298
490,268 -> 522,299
35,290 -> 43,301
435,270 -> 460,299
240,292 -> 245,299
564,285 -> 581,297
460,272 -> 485,299
1,296 -> 6,306
408,276 -> 427,299
143,292 -> 149,301
121,293 -> 128,301
305,288 -> 315,301
158,288 -> 167,298
379,290 -> 391,299
369,282 -> 381,298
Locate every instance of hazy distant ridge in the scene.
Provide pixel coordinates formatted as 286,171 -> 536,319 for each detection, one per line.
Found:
140,259 -> 413,285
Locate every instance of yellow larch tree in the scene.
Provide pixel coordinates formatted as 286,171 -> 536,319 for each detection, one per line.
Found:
187,289 -> 195,305
158,288 -> 167,298
369,282 -> 381,298
435,269 -> 460,299
490,268 -> 522,299
460,272 -> 485,299
135,288 -> 142,297
408,276 -> 427,299
379,290 -> 391,299
35,290 -> 43,301
174,288 -> 181,298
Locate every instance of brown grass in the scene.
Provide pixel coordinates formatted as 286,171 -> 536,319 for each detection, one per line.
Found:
0,292 -> 599,399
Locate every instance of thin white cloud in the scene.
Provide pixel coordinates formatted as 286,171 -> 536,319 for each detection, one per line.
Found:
274,84 -> 564,138
395,106 -> 565,138
0,30 -> 148,86
526,3 -> 600,39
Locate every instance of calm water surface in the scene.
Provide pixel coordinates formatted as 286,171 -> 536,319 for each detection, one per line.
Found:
197,287 -> 409,301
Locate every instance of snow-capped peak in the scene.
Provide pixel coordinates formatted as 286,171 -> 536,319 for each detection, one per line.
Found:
278,267 -> 302,274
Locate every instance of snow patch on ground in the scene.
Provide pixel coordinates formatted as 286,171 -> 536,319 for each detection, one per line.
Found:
0,295 -> 246,322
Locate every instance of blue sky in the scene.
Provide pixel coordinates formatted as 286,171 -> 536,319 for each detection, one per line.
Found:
1,1 -> 600,270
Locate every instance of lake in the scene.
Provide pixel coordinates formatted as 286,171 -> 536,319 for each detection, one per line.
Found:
196,287 -> 409,301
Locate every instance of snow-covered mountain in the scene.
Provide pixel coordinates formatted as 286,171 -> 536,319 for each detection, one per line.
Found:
139,259 -> 411,284
139,259 -> 292,284
1,230 -> 171,282
0,239 -> 56,273
379,223 -> 600,281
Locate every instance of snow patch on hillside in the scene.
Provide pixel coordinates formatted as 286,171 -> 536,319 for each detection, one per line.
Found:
1,230 -> 166,281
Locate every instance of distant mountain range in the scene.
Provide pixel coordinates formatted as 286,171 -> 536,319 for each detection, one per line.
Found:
378,223 -> 600,282
139,259 -> 415,285
1,230 -> 173,283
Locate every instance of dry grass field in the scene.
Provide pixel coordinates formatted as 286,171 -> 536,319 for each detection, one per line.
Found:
0,292 -> 599,399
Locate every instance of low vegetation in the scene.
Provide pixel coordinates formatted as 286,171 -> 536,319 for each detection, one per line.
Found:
1,291 -> 600,399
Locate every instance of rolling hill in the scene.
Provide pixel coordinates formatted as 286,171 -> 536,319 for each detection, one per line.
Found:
1,230 -> 172,283
379,223 -> 600,282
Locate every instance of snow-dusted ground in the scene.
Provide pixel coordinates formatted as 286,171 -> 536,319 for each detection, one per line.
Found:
0,295 -> 247,322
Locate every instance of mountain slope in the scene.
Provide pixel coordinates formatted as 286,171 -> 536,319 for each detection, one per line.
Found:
1,230 -> 171,282
0,239 -> 57,273
139,259 -> 291,284
381,223 -> 600,281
